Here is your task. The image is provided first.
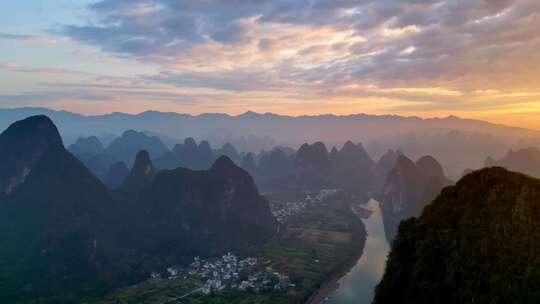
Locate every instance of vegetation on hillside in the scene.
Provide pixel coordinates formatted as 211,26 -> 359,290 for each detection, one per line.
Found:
375,167 -> 540,304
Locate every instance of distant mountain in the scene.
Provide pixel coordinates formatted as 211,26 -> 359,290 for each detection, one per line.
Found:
1,107 -> 538,180
0,116 -> 277,302
119,150 -> 157,194
251,141 -> 389,196
68,136 -> 116,181
154,137 -> 215,170
106,130 -> 169,166
68,136 -> 105,155
377,149 -> 403,174
256,148 -> 295,191
70,153 -> 119,182
294,142 -> 334,190
484,147 -> 540,178
240,152 -> 258,176
103,161 -> 129,189
367,129 -> 512,179
0,107 -> 537,150
68,131 -> 168,181
378,155 -> 452,242
332,141 -> 378,195
216,142 -> 241,164
375,168 -> 540,303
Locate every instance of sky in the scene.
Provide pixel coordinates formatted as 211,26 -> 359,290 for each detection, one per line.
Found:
1,0 -> 540,129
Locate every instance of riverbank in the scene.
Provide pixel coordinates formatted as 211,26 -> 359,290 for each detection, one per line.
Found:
313,199 -> 390,304
305,202 -> 369,304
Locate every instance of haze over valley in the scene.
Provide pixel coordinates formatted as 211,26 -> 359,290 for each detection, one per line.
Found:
2,1 -> 540,303
1,107 -> 539,179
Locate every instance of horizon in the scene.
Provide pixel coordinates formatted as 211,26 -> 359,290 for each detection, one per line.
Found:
4,2 -> 540,304
1,1 -> 540,130
3,106 -> 538,132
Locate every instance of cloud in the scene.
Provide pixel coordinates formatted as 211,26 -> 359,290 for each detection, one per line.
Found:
47,0 -> 540,115
0,90 -> 110,103
0,63 -> 93,76
0,32 -> 57,43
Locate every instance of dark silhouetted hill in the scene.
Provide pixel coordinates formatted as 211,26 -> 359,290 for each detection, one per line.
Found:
0,116 -> 277,302
134,156 -> 277,256
103,161 -> 129,189
378,155 -> 452,241
375,167 -> 540,304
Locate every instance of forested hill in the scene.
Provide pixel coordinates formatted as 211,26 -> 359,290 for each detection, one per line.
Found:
375,167 -> 540,304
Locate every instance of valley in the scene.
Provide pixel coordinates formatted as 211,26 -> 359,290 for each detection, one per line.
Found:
3,1 -> 540,302
1,114 -> 540,304
91,190 -> 367,304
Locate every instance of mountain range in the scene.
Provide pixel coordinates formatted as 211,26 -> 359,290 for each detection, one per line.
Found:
0,115 -> 277,302
1,107 -> 539,180
0,108 -> 540,158
68,123 -> 454,245
250,141 -> 394,197
5,112 -> 540,303
1,108 -> 536,146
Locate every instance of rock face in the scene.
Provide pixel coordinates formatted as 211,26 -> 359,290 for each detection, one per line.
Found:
485,147 -> 540,178
0,115 -> 64,196
0,116 -> 277,302
378,155 -> 452,242
134,156 -> 277,256
375,167 -> 540,304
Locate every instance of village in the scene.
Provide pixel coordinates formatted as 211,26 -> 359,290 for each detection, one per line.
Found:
151,253 -> 292,295
269,189 -> 340,223
146,189 -> 341,298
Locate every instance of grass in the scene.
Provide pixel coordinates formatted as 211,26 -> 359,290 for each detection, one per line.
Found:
285,228 -> 351,243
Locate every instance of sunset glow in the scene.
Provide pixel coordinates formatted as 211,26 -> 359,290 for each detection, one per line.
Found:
1,1 -> 540,129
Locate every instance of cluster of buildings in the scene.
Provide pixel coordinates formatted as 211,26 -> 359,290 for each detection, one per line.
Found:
305,189 -> 339,203
150,253 -> 291,295
270,189 -> 340,223
270,200 -> 307,223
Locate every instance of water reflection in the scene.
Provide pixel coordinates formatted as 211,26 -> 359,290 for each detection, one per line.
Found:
325,199 -> 390,304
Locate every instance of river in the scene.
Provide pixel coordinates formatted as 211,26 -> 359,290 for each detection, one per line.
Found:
323,198 -> 390,304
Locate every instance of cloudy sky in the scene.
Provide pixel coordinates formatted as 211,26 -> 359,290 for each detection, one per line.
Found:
1,0 -> 540,129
